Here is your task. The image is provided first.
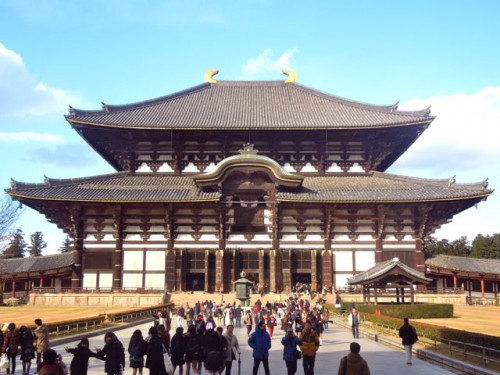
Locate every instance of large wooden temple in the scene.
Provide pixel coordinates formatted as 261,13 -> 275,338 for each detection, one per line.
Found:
6,70 -> 492,294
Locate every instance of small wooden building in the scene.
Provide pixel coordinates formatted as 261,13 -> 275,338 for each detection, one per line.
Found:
348,257 -> 432,304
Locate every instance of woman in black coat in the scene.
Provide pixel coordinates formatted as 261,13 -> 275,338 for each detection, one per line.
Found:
65,337 -> 97,375
145,327 -> 168,375
96,332 -> 126,375
170,327 -> 186,374
128,330 -> 147,375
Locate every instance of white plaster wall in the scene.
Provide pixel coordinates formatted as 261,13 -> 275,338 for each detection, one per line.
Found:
123,273 -> 143,290
334,251 -> 353,271
145,274 -> 165,289
99,273 -> 113,289
335,274 -> 352,289
145,251 -> 165,271
355,251 -> 376,271
123,251 -> 144,271
83,272 -> 97,289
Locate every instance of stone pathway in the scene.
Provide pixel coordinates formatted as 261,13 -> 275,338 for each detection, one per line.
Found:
49,318 -> 457,375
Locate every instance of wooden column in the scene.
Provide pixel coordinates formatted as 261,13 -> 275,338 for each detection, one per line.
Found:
204,250 -> 209,292
112,206 -> 124,290
11,277 -> 16,298
415,237 -> 425,273
453,272 -> 458,291
375,238 -> 383,263
258,250 -> 265,290
70,207 -> 83,290
321,250 -> 333,291
311,249 -> 318,292
269,250 -> 277,292
480,275 -> 485,298
215,250 -> 224,292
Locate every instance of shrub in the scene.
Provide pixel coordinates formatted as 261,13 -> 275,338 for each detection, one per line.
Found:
355,303 -> 453,319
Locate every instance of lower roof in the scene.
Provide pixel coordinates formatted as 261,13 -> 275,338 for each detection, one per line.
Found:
0,252 -> 74,277
7,171 -> 491,204
348,258 -> 432,285
426,255 -> 500,276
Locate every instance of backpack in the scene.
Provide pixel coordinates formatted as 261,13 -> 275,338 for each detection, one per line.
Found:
130,341 -> 142,361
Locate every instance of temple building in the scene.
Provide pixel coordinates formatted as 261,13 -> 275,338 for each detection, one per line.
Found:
6,70 -> 492,294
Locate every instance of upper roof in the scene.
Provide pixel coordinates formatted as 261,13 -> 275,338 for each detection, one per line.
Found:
8,171 -> 491,204
349,257 -> 432,285
426,255 -> 500,276
66,80 -> 433,130
0,252 -> 74,276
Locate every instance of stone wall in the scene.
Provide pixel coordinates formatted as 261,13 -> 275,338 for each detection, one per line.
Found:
29,292 -> 167,306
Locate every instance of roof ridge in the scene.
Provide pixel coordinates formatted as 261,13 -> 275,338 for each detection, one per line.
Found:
67,83 -> 210,117
291,83 -> 433,118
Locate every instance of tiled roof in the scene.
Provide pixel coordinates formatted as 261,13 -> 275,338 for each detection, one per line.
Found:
349,258 -> 432,285
66,81 -> 433,130
426,255 -> 500,275
0,252 -> 74,276
7,171 -> 491,203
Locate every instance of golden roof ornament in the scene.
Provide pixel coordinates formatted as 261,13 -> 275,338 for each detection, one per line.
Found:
205,69 -> 219,83
282,69 -> 297,83
239,143 -> 259,155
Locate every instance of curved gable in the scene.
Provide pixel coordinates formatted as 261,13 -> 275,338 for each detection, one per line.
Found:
193,144 -> 304,189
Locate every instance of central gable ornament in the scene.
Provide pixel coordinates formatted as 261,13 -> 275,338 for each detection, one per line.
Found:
193,143 -> 304,189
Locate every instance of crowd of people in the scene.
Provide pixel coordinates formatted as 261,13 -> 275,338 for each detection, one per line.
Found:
0,295 -> 419,375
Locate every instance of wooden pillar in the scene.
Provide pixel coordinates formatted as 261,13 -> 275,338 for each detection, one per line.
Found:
396,287 -> 400,304
375,238 -> 383,263
11,277 -> 16,298
258,250 -> 265,291
401,287 -> 405,304
203,250 -> 209,292
480,275 -> 485,298
410,283 -> 415,304
321,250 -> 333,291
311,249 -> 318,292
269,250 -> 277,292
453,272 -> 458,291
215,250 -> 224,292
374,286 -> 378,305
113,237 -> 123,290
70,206 -> 83,290
415,237 -> 425,273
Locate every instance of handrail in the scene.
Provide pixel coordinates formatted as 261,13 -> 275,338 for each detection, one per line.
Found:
41,304 -> 171,337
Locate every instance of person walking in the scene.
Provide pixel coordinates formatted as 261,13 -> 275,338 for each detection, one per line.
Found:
398,318 -> 418,365
95,332 -> 126,375
248,321 -> 271,375
184,325 -> 202,375
170,327 -> 186,375
243,310 -> 253,337
65,338 -> 97,375
299,321 -> 319,375
145,327 -> 168,375
2,323 -> 20,375
128,330 -> 147,375
348,308 -> 360,339
19,325 -> 36,375
281,327 -> 300,375
34,318 -> 50,370
223,325 -> 240,375
337,342 -> 370,375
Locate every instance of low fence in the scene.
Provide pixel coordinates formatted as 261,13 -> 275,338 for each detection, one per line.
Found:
334,312 -> 499,372
45,304 -> 170,337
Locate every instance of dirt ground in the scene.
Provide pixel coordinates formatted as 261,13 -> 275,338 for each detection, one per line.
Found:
0,305 -> 134,328
413,304 -> 500,337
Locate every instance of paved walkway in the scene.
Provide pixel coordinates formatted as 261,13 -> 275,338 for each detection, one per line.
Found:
50,319 -> 457,375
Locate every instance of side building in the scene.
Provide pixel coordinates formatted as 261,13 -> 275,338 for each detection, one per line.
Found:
6,70 -> 492,294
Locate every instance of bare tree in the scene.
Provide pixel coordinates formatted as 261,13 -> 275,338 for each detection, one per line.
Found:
0,195 -> 24,243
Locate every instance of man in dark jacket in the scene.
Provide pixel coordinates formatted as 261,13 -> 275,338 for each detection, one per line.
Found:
248,321 -> 271,375
398,318 -> 418,365
337,342 -> 370,375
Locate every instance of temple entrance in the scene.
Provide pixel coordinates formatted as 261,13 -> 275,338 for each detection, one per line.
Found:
186,273 -> 205,291
292,273 -> 311,284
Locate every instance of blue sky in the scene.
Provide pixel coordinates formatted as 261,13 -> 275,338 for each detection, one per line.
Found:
1,0 -> 499,254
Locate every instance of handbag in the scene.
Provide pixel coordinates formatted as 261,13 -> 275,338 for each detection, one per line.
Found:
294,349 -> 302,360
162,344 -> 174,375
0,354 -> 9,370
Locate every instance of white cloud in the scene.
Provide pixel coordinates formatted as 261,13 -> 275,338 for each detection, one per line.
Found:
241,48 -> 299,78
0,132 -> 64,143
390,87 -> 500,241
394,86 -> 500,176
0,42 -> 77,117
